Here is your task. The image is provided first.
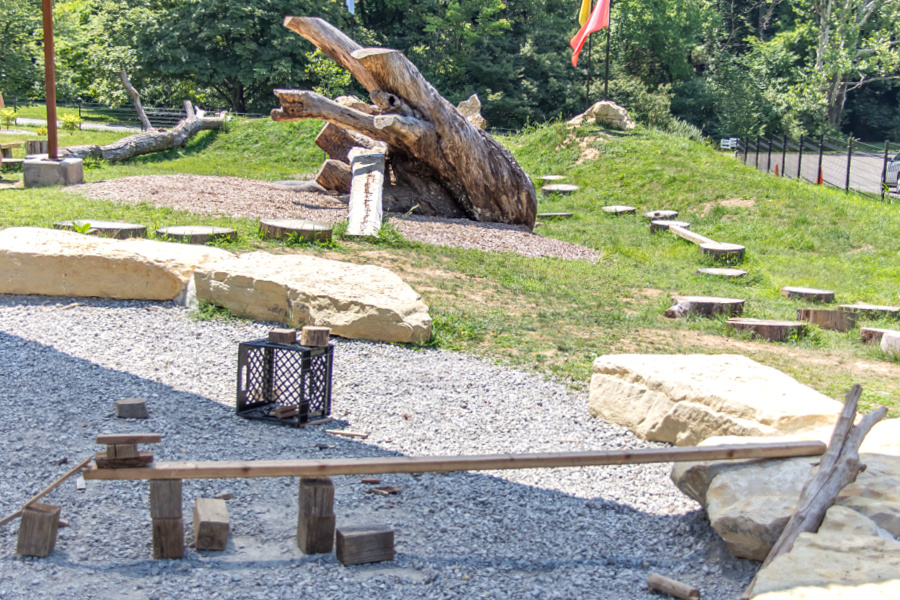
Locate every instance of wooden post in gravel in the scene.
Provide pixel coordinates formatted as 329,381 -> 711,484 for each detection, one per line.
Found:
16,504 -> 61,557
150,479 -> 184,559
297,477 -> 336,554
740,385 -> 887,600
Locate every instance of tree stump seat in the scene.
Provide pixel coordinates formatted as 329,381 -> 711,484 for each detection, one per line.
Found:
541,184 -> 579,195
727,318 -> 806,342
53,220 -> 147,239
781,287 -> 835,302
156,226 -> 236,244
259,219 -> 332,242
602,205 -> 636,215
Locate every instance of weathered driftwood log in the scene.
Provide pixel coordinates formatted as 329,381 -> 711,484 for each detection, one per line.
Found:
740,385 -> 887,599
272,17 -> 536,229
120,70 -> 152,131
62,112 -> 227,162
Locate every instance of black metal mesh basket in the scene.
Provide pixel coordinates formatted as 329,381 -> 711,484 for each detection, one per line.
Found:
236,339 -> 333,426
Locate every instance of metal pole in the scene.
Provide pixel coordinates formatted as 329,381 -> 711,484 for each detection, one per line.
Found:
845,136 -> 853,191
882,139 -> 890,202
755,135 -> 760,168
604,0 -> 612,100
781,134 -> 787,176
797,134 -> 804,179
41,0 -> 58,160
766,136 -> 772,174
586,32 -> 592,107
817,133 -> 825,184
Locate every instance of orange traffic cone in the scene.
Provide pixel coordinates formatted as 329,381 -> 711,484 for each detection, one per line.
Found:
817,168 -> 823,184
774,164 -> 779,176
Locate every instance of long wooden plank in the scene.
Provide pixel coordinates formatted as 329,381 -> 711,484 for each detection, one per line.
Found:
0,456 -> 92,528
669,225 -> 715,246
83,441 -> 826,481
95,433 -> 161,445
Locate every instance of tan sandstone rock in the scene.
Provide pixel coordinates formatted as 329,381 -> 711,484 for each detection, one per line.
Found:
589,354 -> 842,446
193,251 -> 432,344
567,101 -> 636,130
456,94 -> 487,129
0,227 -> 231,302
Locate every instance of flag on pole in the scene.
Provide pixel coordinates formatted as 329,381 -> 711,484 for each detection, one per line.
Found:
570,0 -> 610,67
578,0 -> 592,26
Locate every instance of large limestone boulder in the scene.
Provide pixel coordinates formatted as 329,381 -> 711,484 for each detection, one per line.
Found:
568,101 -> 636,130
193,252 -> 432,344
0,227 -> 231,302
589,354 -> 843,446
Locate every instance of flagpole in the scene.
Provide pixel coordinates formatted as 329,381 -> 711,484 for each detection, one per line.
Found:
586,31 -> 592,107
604,0 -> 611,100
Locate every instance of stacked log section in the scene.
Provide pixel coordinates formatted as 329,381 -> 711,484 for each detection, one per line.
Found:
727,318 -> 806,342
797,309 -> 857,332
315,122 -> 380,164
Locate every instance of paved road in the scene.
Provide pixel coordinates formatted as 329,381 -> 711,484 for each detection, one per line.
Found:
16,117 -> 141,133
739,151 -> 895,196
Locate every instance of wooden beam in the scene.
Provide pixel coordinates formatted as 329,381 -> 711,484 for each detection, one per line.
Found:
669,225 -> 715,246
83,441 -> 826,481
96,433 -> 161,445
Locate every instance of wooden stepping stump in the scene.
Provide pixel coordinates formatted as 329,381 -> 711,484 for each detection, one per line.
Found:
336,525 -> 395,566
838,304 -> 900,319
259,218 -> 332,243
664,296 -> 745,319
696,267 -> 748,278
700,242 -> 745,262
536,212 -> 573,219
53,220 -> 147,239
540,184 -> 579,195
650,220 -> 690,233
881,332 -> 900,356
860,327 -> 896,345
193,498 -> 229,551
797,309 -> 857,332
727,318 -> 806,342
1,158 -> 24,171
602,205 -> 636,216
781,287 -> 835,303
155,226 -> 236,244
116,397 -> 149,419
536,175 -> 565,184
643,210 -> 678,221
16,503 -> 60,557
297,477 -> 335,554
151,479 -> 184,559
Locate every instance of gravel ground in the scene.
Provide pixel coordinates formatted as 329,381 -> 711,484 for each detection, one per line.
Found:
71,175 -> 599,261
0,296 -> 756,599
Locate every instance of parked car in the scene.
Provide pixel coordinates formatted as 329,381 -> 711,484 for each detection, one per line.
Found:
887,152 -> 900,193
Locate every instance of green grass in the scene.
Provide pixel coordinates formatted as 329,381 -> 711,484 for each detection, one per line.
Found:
1,117 -> 899,416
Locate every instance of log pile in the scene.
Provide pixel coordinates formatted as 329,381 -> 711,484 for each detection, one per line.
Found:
272,17 -> 537,229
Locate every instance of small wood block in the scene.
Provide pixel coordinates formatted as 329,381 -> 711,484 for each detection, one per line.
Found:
664,296 -> 745,319
94,450 -> 154,469
838,304 -> 900,319
150,479 -> 183,519
696,267 -> 747,278
860,327 -> 897,344
643,210 -> 678,221
726,318 -> 806,342
259,218 -> 333,242
107,444 -> 139,459
16,503 -> 61,558
268,328 -> 297,344
780,286 -> 835,303
275,406 -> 299,419
797,309 -> 857,332
536,212 -> 573,219
336,525 -> 395,566
297,477 -> 335,554
152,517 -> 185,559
155,226 -> 236,244
540,184 -> 579,195
96,433 -> 161,445
602,205 -> 636,215
647,572 -> 700,600
301,326 -> 331,347
193,498 -> 229,551
700,242 -> 745,262
53,220 -> 147,239
116,397 -> 149,419
651,220 -> 690,233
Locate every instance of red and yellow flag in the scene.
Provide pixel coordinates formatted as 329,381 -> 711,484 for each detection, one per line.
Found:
570,0 -> 610,67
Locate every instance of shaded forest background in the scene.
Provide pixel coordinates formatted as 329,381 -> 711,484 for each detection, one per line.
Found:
1,0 -> 898,140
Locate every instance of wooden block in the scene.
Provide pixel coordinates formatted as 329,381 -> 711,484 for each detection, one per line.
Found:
336,525 -> 395,566
96,433 -> 161,445
16,503 -> 61,557
106,444 -> 139,459
301,326 -> 331,347
297,477 -> 335,554
669,225 -> 714,246
116,397 -> 149,419
860,327 -> 897,344
780,286 -> 835,303
797,309 -> 857,332
152,517 -> 184,559
268,328 -> 297,345
94,450 -> 154,469
193,498 -> 229,551
275,406 -> 299,419
150,479 -> 183,519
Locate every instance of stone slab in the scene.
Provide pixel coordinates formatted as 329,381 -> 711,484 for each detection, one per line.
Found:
23,157 -> 84,187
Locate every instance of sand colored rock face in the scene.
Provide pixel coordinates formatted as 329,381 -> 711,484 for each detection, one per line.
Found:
567,101 -> 636,130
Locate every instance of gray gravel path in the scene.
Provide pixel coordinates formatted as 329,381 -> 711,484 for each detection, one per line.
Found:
0,295 -> 757,599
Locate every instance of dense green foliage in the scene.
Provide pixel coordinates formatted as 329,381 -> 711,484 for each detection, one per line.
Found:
1,0 -> 897,137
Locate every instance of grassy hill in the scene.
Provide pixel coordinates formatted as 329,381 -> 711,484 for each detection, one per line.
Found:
2,118 -> 898,415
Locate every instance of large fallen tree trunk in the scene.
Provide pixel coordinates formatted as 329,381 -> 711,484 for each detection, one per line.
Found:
272,17 -> 537,229
62,111 -> 227,162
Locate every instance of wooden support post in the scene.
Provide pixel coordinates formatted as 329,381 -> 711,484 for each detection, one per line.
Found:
297,477 -> 335,554
301,326 -> 331,347
150,479 -> 183,559
336,524 -> 394,566
16,503 -> 60,557
193,498 -> 229,551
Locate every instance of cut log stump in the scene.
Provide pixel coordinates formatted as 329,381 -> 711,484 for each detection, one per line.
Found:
797,309 -> 857,332
699,242 -> 745,263
536,212 -> 573,219
336,524 -> 395,566
664,296 -> 745,319
881,331 -> 900,356
726,318 -> 806,342
53,220 -> 147,239
643,209 -> 678,221
297,477 -> 335,554
601,205 -> 636,216
838,304 -> 900,319
16,503 -> 60,557
650,220 -> 690,233
860,327 -> 897,344
536,175 -> 565,184
259,219 -> 332,243
193,498 -> 229,551
315,159 -> 352,193
696,267 -> 747,278
781,286 -> 835,303
116,397 -> 149,419
541,184 -> 579,195
155,226 -> 236,244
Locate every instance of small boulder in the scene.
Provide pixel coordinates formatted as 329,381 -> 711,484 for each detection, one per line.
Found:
457,94 -> 487,129
568,101 -> 636,130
